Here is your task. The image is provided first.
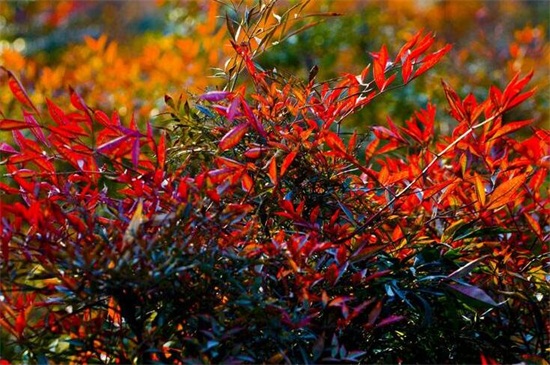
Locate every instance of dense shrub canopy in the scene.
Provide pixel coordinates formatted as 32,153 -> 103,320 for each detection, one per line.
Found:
0,1 -> 548,364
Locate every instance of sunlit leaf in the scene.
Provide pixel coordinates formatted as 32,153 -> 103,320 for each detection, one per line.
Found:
486,174 -> 527,210
219,123 -> 249,151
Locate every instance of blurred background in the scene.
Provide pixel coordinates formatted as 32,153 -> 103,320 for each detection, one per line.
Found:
0,0 -> 548,129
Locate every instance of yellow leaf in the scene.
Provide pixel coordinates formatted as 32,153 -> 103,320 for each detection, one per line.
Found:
486,175 -> 527,210
123,200 -> 144,244
474,173 -> 486,206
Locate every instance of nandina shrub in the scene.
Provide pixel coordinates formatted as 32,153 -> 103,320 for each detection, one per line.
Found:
0,1 -> 548,364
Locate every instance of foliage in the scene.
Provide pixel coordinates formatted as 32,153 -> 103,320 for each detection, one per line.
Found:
0,0 -> 548,364
0,1 -> 227,121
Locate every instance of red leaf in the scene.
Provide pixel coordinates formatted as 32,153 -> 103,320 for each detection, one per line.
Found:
14,311 -> 25,337
507,89 -> 535,110
364,138 -> 379,163
241,173 -> 254,192
157,130 -> 166,170
489,119 -> 533,140
280,151 -> 297,177
69,86 -> 88,111
46,98 -> 69,125
23,111 -> 49,146
414,44 -> 452,78
408,33 -> 435,60
2,67 -> 40,115
372,45 -> 389,90
94,110 -> 114,127
219,123 -> 249,151
0,119 -> 28,130
267,156 -> 277,185
380,73 -> 397,92
244,146 -> 269,159
1,225 -> 11,262
441,80 -> 466,122
96,135 -> 132,153
402,57 -> 413,83
396,29 -> 422,62
324,131 -> 347,154
503,71 -> 533,101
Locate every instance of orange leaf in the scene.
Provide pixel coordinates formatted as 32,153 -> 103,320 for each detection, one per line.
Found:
372,45 -> 388,90
267,156 -> 277,185
396,29 -> 422,62
486,174 -> 527,210
280,151 -> 297,177
442,80 -> 465,122
489,120 -> 533,140
219,123 -> 248,151
107,297 -> 122,326
402,57 -> 413,83
414,44 -> 452,78
474,174 -> 486,206
524,212 -> 543,240
241,173 -> 254,192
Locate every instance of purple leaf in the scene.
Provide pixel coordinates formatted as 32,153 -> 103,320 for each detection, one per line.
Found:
0,143 -> 18,154
23,111 -> 49,147
376,315 -> 406,328
199,91 -> 231,102
447,283 -> 498,306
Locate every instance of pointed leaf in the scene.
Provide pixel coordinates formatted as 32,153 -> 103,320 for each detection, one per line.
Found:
447,255 -> 490,280
96,135 -> 132,153
23,111 -> 49,146
0,142 -> 17,154
447,283 -> 498,306
402,57 -> 413,83
219,123 -> 249,151
372,45 -> 388,90
15,311 -> 26,337
489,119 -> 533,140
46,99 -> 69,125
280,151 -> 297,177
474,174 -> 486,206
132,138 -> 140,168
267,156 -> 277,185
69,86 -> 88,111
2,67 -> 40,115
199,91 -> 231,102
486,174 -> 527,210
0,119 -> 29,130
157,131 -> 166,170
241,98 -> 267,137
414,44 -> 452,77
